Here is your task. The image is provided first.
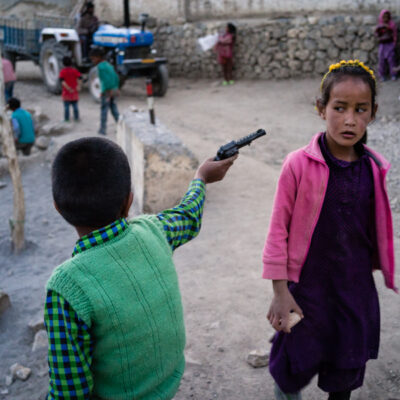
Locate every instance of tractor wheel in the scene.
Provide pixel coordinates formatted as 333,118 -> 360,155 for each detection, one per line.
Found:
152,64 -> 168,97
40,39 -> 71,94
89,67 -> 101,103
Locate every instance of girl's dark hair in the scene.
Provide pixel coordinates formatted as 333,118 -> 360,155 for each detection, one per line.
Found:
227,22 -> 237,39
318,63 -> 377,144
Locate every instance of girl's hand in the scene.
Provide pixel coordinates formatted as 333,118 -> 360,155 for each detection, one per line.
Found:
267,280 -> 303,333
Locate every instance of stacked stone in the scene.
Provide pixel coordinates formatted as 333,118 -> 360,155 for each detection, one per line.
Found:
153,14 -> 384,80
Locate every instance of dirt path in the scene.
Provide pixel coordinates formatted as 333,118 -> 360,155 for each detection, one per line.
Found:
0,62 -> 399,400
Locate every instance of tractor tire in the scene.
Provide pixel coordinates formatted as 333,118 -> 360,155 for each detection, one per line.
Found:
89,67 -> 101,103
40,39 -> 71,94
152,64 -> 168,97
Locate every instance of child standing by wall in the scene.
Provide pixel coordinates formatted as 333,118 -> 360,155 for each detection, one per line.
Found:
59,56 -> 82,122
90,47 -> 120,135
262,60 -> 396,400
2,56 -> 17,101
216,22 -> 236,86
375,9 -> 398,81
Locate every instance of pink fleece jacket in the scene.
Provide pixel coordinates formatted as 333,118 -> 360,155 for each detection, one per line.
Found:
262,132 -> 396,292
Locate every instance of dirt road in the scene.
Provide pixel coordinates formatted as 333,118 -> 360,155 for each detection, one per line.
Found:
0,62 -> 399,400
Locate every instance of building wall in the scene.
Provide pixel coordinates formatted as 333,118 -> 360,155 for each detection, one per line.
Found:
152,14 -> 390,80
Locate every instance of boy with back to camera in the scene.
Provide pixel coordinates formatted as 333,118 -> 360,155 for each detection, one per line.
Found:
45,136 -> 237,399
90,48 -> 120,135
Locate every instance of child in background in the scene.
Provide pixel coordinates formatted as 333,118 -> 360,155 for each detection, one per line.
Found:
7,97 -> 35,155
216,22 -> 236,86
262,60 -> 396,400
45,136 -> 237,399
375,9 -> 398,81
89,47 -> 120,135
2,56 -> 17,101
59,56 -> 82,122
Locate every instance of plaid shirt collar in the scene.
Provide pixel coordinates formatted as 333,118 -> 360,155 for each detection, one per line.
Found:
72,218 -> 129,257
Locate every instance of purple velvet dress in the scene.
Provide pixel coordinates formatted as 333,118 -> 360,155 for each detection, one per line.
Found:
270,135 -> 380,393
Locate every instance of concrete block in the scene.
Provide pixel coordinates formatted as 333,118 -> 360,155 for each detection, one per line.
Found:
117,111 -> 198,214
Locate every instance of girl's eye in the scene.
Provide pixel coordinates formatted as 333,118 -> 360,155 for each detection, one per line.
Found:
356,108 -> 367,113
334,107 -> 344,112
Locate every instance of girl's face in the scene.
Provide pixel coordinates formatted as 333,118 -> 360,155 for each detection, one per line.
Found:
383,12 -> 390,23
319,77 -> 376,159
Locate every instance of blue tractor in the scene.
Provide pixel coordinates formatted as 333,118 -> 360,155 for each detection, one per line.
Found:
0,2 -> 168,100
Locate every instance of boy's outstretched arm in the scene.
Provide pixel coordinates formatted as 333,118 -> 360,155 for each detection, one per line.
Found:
157,155 -> 237,251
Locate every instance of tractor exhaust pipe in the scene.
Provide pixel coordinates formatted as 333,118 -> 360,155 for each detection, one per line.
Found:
123,0 -> 130,27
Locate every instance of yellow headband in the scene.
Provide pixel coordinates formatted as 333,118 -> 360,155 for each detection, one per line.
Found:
320,59 -> 376,91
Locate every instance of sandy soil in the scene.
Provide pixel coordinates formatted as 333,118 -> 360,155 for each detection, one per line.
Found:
0,61 -> 399,400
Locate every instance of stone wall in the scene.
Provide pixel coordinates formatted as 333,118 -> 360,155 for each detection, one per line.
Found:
116,111 -> 198,215
153,14 -> 394,80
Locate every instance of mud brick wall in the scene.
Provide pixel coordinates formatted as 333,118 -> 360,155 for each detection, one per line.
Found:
153,14 -> 397,79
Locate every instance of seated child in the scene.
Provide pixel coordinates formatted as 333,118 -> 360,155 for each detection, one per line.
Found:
7,97 -> 35,156
45,137 -> 237,399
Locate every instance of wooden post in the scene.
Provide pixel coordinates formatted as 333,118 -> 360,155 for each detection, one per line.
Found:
0,55 -> 25,253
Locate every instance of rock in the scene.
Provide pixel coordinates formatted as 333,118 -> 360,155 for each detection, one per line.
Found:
0,291 -> 11,315
35,135 -> 51,150
10,363 -> 31,381
32,329 -> 48,352
247,350 -> 270,368
5,374 -> 13,386
0,180 -> 7,189
117,111 -> 198,214
28,314 -> 45,333
0,388 -> 9,395
40,121 -> 70,136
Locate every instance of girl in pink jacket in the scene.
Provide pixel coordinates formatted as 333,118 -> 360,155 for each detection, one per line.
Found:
263,60 -> 396,400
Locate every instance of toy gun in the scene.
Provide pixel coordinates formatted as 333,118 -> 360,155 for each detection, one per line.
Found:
214,129 -> 266,161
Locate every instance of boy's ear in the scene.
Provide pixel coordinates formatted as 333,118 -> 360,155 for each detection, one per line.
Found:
122,192 -> 134,218
54,201 -> 61,215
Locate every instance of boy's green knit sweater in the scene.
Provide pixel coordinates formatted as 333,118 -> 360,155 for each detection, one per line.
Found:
47,215 -> 185,399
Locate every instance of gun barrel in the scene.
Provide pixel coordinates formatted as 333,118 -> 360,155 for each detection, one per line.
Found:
235,129 -> 266,149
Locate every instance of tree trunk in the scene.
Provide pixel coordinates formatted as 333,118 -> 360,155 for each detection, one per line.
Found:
0,56 -> 25,253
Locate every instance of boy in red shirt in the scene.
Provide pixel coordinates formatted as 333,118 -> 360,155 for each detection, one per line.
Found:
59,56 -> 82,122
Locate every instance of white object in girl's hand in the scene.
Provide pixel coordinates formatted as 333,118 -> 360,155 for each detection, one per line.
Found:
198,34 -> 219,52
287,311 -> 302,329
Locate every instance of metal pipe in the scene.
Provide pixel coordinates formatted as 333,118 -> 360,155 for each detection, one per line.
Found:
123,0 -> 130,27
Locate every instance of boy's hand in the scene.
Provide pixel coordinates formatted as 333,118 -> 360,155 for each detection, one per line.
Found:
194,154 -> 238,184
267,280 -> 303,333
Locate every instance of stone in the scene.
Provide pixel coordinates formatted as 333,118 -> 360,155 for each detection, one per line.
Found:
0,388 -> 9,395
315,59 -> 328,74
361,40 -> 375,51
307,16 -> 318,25
294,49 -> 310,61
321,25 -> 336,38
0,291 -> 11,315
35,135 -> 51,150
327,47 -> 339,59
332,37 -> 346,49
40,121 -> 71,136
32,329 -> 48,352
362,15 -> 376,25
247,350 -> 269,368
317,38 -> 332,51
0,180 -> 6,189
304,39 -> 317,51
28,314 -> 45,332
117,112 -> 198,214
353,50 -> 369,62
5,375 -> 13,386
10,363 -> 31,381
288,60 -> 301,70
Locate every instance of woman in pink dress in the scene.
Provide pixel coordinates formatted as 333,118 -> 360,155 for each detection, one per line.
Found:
216,23 -> 236,86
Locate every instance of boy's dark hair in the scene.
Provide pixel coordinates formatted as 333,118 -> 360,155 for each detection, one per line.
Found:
7,97 -> 21,110
63,56 -> 72,66
317,63 -> 377,144
89,47 -> 104,59
52,137 -> 131,228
